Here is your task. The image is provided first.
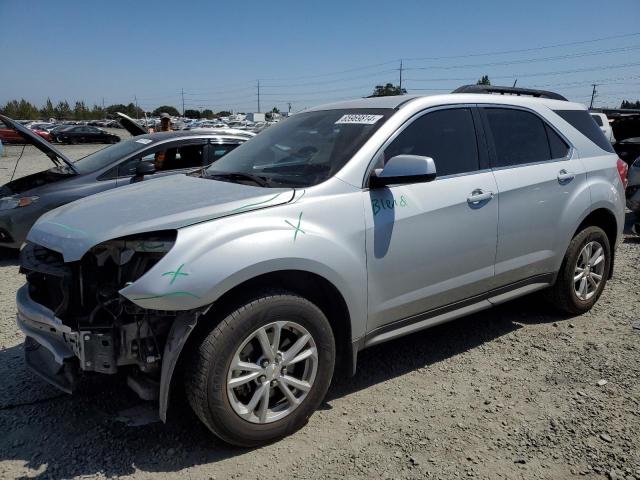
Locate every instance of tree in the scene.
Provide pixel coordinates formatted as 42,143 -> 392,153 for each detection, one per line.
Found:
152,105 -> 180,116
41,98 -> 55,119
74,101 -> 89,120
369,83 -> 407,97
621,99 -> 640,109
1,99 -> 40,119
271,107 -> 280,114
54,100 -> 72,120
184,109 -> 201,119
476,75 -> 491,85
201,109 -> 214,119
215,110 -> 232,117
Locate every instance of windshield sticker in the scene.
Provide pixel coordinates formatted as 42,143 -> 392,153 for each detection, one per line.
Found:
335,114 -> 383,125
135,138 -> 153,144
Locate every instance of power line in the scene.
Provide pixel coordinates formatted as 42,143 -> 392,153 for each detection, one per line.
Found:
404,45 -> 640,71
403,31 -> 640,61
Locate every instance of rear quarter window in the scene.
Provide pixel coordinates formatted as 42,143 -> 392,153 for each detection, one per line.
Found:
554,110 -> 614,153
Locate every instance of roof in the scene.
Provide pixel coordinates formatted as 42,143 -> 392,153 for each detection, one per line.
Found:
308,95 -> 422,111
308,92 -> 586,112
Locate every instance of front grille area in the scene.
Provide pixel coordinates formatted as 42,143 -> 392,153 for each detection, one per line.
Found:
20,242 -> 72,317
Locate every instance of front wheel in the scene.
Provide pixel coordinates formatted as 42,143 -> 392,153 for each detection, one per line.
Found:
185,290 -> 335,447
548,226 -> 611,314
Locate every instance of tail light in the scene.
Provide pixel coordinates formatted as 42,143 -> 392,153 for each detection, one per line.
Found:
617,158 -> 628,189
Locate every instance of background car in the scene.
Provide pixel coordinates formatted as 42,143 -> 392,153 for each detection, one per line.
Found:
53,125 -> 120,144
590,112 -> 616,144
626,155 -> 640,212
0,119 -> 52,144
614,136 -> 640,167
0,113 -> 248,248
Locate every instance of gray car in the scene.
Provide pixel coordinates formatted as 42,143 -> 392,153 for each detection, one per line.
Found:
15,85 -> 626,446
0,114 -> 247,248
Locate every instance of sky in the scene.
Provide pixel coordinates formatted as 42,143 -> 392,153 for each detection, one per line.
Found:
1,0 -> 639,114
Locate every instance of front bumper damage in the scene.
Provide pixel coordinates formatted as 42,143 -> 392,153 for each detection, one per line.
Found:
17,285 -> 78,393
16,236 -> 205,413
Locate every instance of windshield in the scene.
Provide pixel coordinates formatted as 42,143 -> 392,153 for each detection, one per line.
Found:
72,137 -> 153,174
205,108 -> 393,187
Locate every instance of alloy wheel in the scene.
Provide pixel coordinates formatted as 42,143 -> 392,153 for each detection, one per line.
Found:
226,321 -> 318,424
574,240 -> 606,301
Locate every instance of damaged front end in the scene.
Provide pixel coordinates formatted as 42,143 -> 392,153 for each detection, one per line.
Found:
17,231 -> 200,401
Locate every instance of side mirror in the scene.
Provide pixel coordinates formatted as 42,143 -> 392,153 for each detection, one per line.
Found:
369,154 -> 436,188
135,162 -> 156,177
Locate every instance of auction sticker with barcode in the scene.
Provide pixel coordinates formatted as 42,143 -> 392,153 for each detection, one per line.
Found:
335,114 -> 383,125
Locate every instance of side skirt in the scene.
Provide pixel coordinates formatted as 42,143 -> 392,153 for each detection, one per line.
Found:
360,273 -> 554,351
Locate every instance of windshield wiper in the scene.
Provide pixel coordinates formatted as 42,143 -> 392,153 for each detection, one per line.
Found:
206,171 -> 270,187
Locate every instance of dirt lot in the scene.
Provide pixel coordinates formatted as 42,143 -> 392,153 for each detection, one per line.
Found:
0,141 -> 639,480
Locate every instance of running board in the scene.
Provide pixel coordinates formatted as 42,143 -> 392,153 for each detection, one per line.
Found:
363,274 -> 553,348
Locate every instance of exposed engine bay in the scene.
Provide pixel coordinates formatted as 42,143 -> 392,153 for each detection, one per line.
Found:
0,168 -> 74,196
19,231 -> 190,398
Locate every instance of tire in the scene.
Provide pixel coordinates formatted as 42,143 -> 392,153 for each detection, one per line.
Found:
185,290 -> 335,447
548,226 -> 611,315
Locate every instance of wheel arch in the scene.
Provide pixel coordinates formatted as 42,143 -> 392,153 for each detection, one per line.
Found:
573,207 -> 618,278
159,269 -> 354,422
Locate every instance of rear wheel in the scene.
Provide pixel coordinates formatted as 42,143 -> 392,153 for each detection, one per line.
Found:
548,226 -> 611,314
185,290 -> 335,447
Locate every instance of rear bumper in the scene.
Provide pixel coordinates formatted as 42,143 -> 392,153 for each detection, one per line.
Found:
16,284 -> 78,392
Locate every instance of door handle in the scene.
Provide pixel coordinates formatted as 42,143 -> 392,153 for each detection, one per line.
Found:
467,189 -> 494,204
557,169 -> 575,183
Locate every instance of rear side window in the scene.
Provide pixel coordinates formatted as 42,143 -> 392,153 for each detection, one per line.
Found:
554,109 -> 614,153
482,108 -> 552,167
545,124 -> 570,159
591,114 -> 604,126
384,108 -> 479,177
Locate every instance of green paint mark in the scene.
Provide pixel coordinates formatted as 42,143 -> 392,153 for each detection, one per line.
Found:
285,212 -> 306,242
229,192 -> 284,213
162,263 -> 188,285
371,195 -> 408,216
132,291 -> 200,301
292,189 -> 306,204
44,221 -> 87,236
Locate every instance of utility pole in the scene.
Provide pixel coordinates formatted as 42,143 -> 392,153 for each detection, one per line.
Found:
399,59 -> 403,90
134,95 -> 139,119
181,88 -> 185,116
257,80 -> 261,113
512,79 -> 518,87
589,84 -> 598,109
288,102 -> 292,115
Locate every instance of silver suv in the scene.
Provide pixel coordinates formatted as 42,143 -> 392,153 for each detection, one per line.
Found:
16,85 -> 627,446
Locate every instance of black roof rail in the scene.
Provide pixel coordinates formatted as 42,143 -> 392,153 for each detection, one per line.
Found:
452,85 -> 568,101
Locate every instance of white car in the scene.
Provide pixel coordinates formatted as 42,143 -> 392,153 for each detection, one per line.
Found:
590,112 -> 616,144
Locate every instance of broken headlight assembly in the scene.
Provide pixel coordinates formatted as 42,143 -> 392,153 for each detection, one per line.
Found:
21,231 -> 180,397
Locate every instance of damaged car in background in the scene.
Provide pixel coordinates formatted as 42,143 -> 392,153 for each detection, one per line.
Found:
16,88 -> 625,447
0,113 -> 247,248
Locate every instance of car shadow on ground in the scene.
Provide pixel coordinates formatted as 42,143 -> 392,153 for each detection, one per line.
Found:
0,293 -> 571,479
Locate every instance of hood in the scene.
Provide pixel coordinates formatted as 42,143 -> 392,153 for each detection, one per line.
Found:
27,174 -> 295,261
115,112 -> 148,136
0,114 -> 78,173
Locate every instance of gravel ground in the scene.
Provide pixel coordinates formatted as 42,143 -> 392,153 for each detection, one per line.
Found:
0,141 -> 639,479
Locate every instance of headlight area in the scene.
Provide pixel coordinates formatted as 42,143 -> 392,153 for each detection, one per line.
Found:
19,231 -> 191,399
0,195 -> 38,211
